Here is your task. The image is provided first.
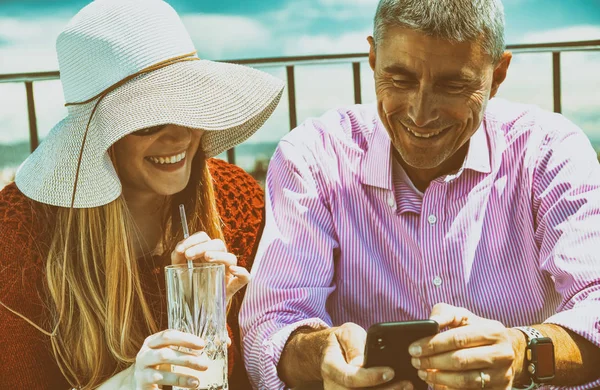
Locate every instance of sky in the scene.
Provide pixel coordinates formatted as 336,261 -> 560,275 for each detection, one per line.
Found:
0,0 -> 599,163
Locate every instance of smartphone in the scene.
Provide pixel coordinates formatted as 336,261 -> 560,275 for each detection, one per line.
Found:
364,320 -> 439,390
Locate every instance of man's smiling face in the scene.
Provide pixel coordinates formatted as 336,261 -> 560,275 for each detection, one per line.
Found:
369,26 -> 510,172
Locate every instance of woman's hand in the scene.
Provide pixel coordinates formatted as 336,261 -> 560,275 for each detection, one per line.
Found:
100,330 -> 208,390
171,231 -> 251,301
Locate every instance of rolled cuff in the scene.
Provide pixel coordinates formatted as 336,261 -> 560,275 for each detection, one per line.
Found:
541,304 -> 600,390
258,318 -> 331,390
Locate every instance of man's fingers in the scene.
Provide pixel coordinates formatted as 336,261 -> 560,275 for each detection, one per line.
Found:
411,344 -> 514,371
367,380 -> 415,390
410,324 -> 495,357
322,324 -> 395,388
410,318 -> 512,358
323,379 -> 411,390
418,367 -> 512,389
335,322 -> 367,365
429,303 -> 475,329
407,304 -> 482,359
325,364 -> 395,388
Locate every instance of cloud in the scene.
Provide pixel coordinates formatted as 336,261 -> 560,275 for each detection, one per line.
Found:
181,14 -> 272,59
0,16 -> 70,73
501,26 -> 600,112
0,83 -> 29,144
0,16 -> 64,44
516,25 -> 600,44
1,5 -> 599,175
261,0 -> 374,38
0,13 -> 274,149
494,26 -> 600,140
283,30 -> 372,55
315,0 -> 379,19
318,0 -> 378,5
0,13 -> 274,71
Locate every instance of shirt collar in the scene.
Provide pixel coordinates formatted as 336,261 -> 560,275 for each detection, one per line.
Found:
461,121 -> 491,174
359,115 -> 491,189
359,119 -> 393,190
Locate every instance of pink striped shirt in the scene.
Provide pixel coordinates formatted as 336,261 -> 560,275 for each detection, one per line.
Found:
239,99 -> 600,390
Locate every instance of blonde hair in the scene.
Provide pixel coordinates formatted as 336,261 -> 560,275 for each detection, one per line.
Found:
15,151 -> 223,389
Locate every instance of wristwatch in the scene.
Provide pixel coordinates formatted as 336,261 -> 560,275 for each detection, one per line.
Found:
514,326 -> 555,388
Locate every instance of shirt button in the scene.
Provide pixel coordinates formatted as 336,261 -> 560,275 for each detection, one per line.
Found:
433,276 -> 443,286
387,195 -> 396,208
427,214 -> 437,224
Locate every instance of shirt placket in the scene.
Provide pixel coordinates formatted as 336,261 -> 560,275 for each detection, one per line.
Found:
420,180 -> 450,308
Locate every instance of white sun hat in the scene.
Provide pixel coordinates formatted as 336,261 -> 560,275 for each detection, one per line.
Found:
15,0 -> 284,209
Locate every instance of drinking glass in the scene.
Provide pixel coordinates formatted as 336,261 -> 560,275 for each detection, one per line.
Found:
165,263 -> 228,390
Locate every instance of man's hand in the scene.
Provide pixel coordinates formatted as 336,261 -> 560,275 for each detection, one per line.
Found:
321,323 -> 409,390
408,303 -> 524,390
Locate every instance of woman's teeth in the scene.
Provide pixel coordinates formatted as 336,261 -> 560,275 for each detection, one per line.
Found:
406,126 -> 444,138
147,151 -> 186,164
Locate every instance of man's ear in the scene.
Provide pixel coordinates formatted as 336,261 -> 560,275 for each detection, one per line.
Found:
490,51 -> 512,98
368,36 -> 376,71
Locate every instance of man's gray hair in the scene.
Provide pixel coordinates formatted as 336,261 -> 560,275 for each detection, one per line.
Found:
373,0 -> 505,62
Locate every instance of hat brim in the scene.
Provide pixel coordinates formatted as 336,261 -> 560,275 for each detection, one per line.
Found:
15,60 -> 284,208
94,60 -> 285,157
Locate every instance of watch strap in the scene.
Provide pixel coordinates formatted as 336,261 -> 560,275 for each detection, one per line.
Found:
513,326 -> 544,388
515,326 -> 544,341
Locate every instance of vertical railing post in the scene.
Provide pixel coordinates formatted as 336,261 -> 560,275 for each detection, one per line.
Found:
25,81 -> 39,152
552,52 -> 562,113
286,65 -> 297,130
352,62 -> 362,104
227,148 -> 236,165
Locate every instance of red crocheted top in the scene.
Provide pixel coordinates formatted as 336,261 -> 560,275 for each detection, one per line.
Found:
0,158 -> 262,389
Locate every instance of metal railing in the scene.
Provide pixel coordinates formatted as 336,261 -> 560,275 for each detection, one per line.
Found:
1,39 -> 599,165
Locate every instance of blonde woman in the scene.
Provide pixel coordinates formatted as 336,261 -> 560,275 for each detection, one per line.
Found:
0,0 -> 283,389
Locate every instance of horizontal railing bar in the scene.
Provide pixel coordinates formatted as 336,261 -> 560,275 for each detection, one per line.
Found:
507,39 -> 600,51
1,40 -> 598,84
509,46 -> 600,54
235,57 -> 371,69
224,40 -> 600,63
228,52 -> 369,66
0,71 -> 60,83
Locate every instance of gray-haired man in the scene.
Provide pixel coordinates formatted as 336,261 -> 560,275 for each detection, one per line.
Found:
240,1 -> 600,389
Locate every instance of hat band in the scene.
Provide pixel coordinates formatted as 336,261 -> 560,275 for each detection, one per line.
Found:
65,51 -> 199,106
66,51 -> 199,209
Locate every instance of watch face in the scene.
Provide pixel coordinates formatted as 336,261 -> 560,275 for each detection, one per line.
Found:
532,339 -> 555,380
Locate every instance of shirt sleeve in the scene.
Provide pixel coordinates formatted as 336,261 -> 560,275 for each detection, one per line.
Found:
239,137 -> 338,390
531,117 -> 600,389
